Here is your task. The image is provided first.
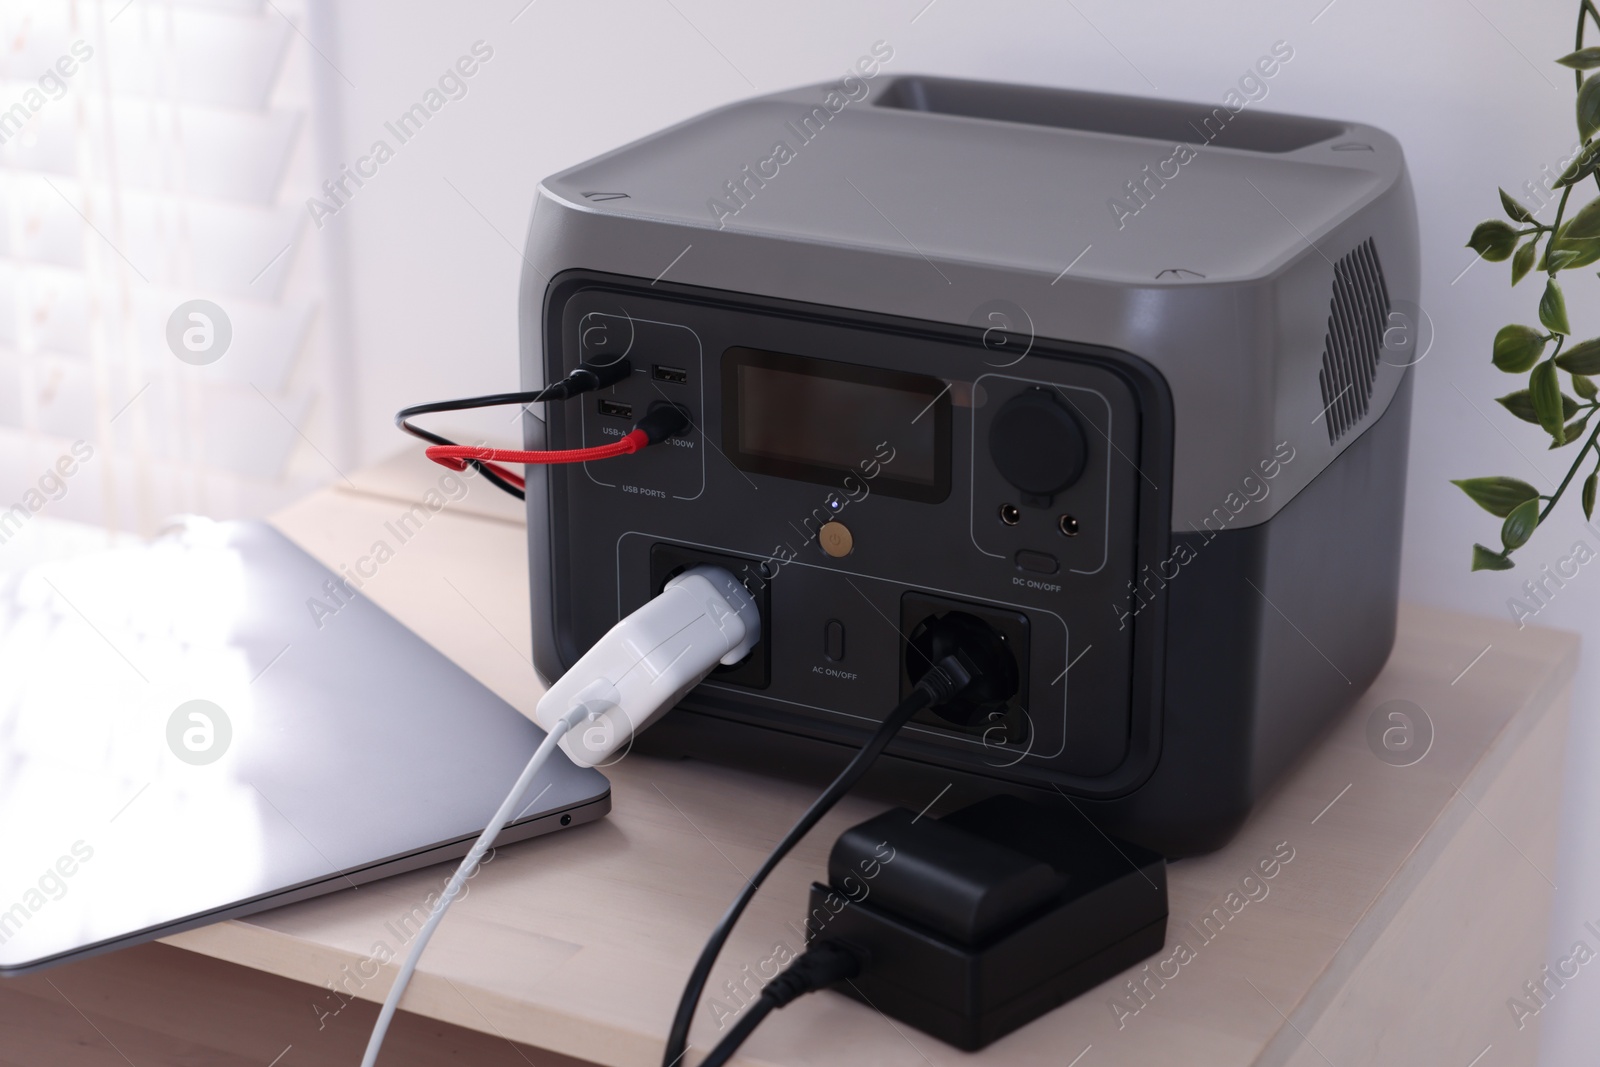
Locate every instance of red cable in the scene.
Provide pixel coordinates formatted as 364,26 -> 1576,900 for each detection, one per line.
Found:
425,429 -> 648,478
462,459 -> 526,491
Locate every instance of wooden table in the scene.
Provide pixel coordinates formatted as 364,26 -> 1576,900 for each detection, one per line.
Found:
0,452 -> 1578,1067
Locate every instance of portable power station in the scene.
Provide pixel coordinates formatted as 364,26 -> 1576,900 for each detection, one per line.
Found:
520,75 -> 1418,856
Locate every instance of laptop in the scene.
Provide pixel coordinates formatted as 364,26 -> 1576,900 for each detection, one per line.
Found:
0,519 -> 609,974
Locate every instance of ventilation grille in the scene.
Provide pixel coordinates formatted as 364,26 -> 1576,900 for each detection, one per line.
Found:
1317,238 -> 1391,444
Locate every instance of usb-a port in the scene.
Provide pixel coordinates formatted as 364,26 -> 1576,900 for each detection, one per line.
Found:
652,365 -> 688,385
597,398 -> 633,420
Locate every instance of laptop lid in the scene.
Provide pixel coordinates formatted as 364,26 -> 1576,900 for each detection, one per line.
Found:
0,519 -> 608,974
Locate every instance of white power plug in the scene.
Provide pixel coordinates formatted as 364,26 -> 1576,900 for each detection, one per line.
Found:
533,564 -> 760,767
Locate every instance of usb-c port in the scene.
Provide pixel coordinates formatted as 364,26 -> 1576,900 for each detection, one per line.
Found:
653,365 -> 688,385
597,399 -> 634,420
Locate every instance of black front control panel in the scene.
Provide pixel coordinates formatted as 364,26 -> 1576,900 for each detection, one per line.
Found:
542,273 -> 1172,793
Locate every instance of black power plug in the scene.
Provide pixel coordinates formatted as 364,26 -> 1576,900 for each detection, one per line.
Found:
903,609 -> 1021,729
806,795 -> 1167,1051
900,594 -> 1031,744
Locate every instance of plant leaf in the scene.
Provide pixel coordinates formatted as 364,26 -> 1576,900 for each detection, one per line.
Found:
1472,543 -> 1516,571
1498,390 -> 1538,422
1558,46 -> 1600,69
1452,476 -> 1541,517
1492,324 -> 1545,371
1543,219 -> 1600,270
1574,372 -> 1598,399
1586,472 -> 1598,520
1513,238 -> 1538,284
1532,360 -> 1567,440
1468,219 -> 1519,261
1500,187 -> 1535,223
1501,497 -> 1540,551
1540,279 -> 1571,334
1565,196 -> 1600,241
1554,413 -> 1591,447
1555,149 -> 1600,188
1497,388 -> 1580,424
1580,73 -> 1600,139
1555,337 -> 1600,374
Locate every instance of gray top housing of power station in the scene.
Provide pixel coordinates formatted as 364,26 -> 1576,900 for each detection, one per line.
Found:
519,74 -> 1419,533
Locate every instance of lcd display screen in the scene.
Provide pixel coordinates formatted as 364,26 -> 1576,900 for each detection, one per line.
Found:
723,347 -> 950,502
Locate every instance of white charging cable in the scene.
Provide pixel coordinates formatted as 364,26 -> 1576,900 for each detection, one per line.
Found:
359,564 -> 759,1066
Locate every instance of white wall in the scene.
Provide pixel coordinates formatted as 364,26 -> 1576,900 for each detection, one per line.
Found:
319,1 -> 1599,1057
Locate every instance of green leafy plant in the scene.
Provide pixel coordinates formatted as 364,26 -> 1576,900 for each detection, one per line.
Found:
1458,1 -> 1600,570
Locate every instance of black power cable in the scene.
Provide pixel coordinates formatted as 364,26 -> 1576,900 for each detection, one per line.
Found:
394,358 -> 632,500
661,646 -> 994,1066
697,941 -> 863,1067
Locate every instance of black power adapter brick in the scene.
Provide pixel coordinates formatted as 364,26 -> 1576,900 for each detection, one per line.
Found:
807,794 -> 1167,1050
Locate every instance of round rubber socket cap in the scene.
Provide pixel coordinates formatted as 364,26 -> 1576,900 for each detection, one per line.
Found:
988,389 -> 1088,497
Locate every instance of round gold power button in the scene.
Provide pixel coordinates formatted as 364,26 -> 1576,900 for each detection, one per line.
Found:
818,521 -> 854,558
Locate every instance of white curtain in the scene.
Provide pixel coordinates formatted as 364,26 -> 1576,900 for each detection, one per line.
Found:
0,0 -> 347,541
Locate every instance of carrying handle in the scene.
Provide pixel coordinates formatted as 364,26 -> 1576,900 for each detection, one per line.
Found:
876,75 -> 1347,154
